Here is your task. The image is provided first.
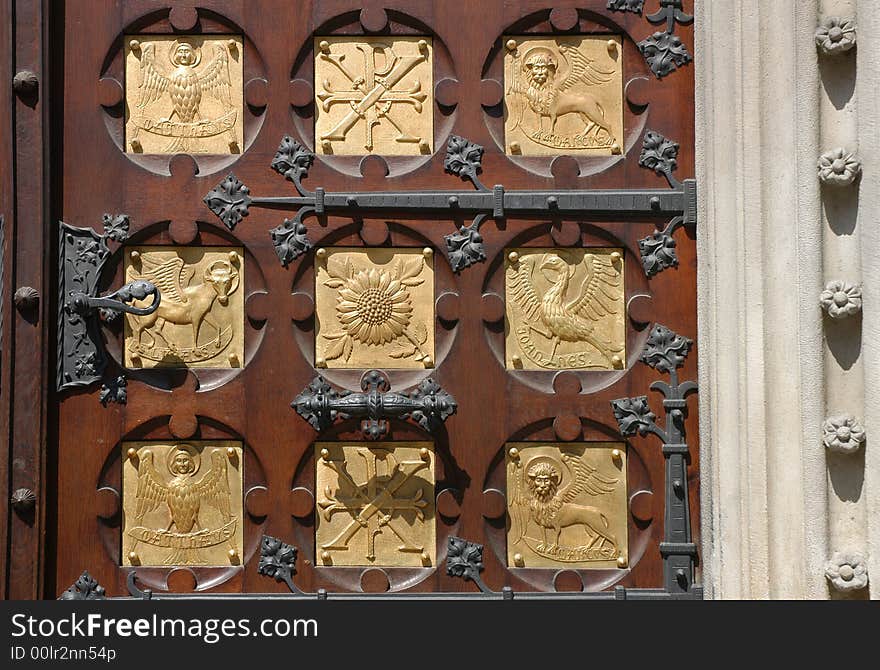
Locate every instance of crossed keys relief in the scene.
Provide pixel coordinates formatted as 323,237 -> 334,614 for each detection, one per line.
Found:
124,35 -> 244,154
315,443 -> 435,567
314,37 -> 433,155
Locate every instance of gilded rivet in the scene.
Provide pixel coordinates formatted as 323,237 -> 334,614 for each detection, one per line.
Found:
420,551 -> 431,564
422,247 -> 433,259
511,354 -> 522,368
418,39 -> 428,51
130,139 -> 143,152
508,251 -> 519,264
228,251 -> 238,263
228,353 -> 240,367
319,40 -> 330,53
228,548 -> 238,559
226,447 -> 236,458
315,357 -> 326,369
127,448 -> 138,460
612,143 -> 622,155
509,447 -> 520,460
506,39 -> 518,52
129,40 -> 140,52
617,556 -> 627,568
130,250 -> 140,261
607,40 -> 617,54
128,551 -> 139,563
612,448 -> 622,460
321,139 -> 332,151
419,447 -> 430,461
227,39 -> 237,52
316,247 -> 327,259
320,448 -> 330,461
611,251 -> 622,263
513,553 -> 524,566
422,356 -> 434,368
611,355 -> 623,369
509,141 -> 521,154
320,550 -> 331,562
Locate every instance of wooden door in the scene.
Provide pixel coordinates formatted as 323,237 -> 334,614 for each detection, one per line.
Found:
37,0 -> 698,598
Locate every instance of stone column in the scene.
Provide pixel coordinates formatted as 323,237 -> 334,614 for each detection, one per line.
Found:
696,0 -> 875,599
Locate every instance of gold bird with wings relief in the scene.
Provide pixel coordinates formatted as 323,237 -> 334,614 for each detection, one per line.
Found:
125,36 -> 243,154
507,443 -> 628,568
122,442 -> 243,567
124,247 -> 243,369
504,36 -> 624,156
505,248 -> 625,370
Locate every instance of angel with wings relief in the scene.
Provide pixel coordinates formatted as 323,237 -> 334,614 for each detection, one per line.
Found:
507,251 -> 624,368
128,39 -> 238,153
129,446 -> 236,565
507,40 -> 618,146
509,450 -> 620,558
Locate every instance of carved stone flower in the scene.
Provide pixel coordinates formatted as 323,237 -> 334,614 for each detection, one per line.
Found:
815,17 -> 856,55
820,280 -> 862,319
823,415 -> 866,454
818,148 -> 861,186
825,552 -> 868,592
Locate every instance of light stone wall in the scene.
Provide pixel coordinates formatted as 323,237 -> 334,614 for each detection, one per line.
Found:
696,0 -> 876,599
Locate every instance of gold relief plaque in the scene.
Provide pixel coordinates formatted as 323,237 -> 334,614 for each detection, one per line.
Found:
315,443 -> 435,567
124,246 -> 244,369
505,248 -> 625,370
122,441 -> 243,567
504,36 -> 624,156
507,443 -> 628,569
124,35 -> 243,154
315,248 -> 434,369
314,36 -> 433,155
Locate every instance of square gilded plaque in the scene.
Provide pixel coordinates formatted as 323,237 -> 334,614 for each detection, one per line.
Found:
123,246 -> 244,369
505,248 -> 625,370
314,36 -> 433,155
506,443 -> 628,569
315,442 -> 435,567
503,35 -> 624,156
315,248 -> 434,369
121,441 -> 243,567
124,35 -> 244,154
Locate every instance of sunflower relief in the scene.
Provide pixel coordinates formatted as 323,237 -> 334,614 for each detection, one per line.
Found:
315,248 -> 435,369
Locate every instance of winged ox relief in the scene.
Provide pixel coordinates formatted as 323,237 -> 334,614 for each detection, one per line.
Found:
124,247 -> 244,368
125,36 -> 243,154
504,36 -> 624,155
505,248 -> 626,370
122,442 -> 243,567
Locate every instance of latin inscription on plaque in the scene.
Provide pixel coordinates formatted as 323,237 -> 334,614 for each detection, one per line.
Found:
314,36 -> 433,155
505,248 -> 625,370
315,248 -> 434,369
504,36 -> 624,156
315,443 -> 435,567
124,246 -> 244,369
125,35 -> 243,154
507,443 -> 628,569
122,441 -> 243,567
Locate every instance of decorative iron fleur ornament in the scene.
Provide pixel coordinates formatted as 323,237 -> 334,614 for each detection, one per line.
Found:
607,0 -> 644,13
822,415 -> 866,454
258,535 -> 300,592
820,280 -> 862,319
825,551 -> 868,592
818,148 -> 862,186
815,17 -> 857,55
58,571 -> 107,600
638,32 -> 691,79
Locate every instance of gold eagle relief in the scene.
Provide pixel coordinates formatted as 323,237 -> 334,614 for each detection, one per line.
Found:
504,36 -> 624,156
124,247 -> 244,369
314,248 -> 435,369
315,443 -> 436,567
122,442 -> 243,567
505,248 -> 625,370
507,443 -> 628,569
125,35 -> 243,154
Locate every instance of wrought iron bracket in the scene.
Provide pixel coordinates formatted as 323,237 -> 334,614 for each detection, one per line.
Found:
292,369 -> 457,439
204,134 -> 697,274
58,216 -> 161,392
612,323 -> 699,595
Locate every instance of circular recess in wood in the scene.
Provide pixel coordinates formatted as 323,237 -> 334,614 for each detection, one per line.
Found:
359,154 -> 390,179
553,569 -> 584,592
166,569 -> 198,593
290,292 -> 316,322
289,78 -> 314,108
480,79 -> 504,108
627,294 -> 653,326
169,413 -> 198,440
436,488 -> 461,519
481,292 -> 506,323
359,7 -> 389,32
359,220 -> 390,246
550,155 -> 580,187
552,371 -> 582,396
360,568 -> 391,593
550,221 -> 581,247
97,77 -> 123,107
244,486 -> 270,518
630,490 -> 654,523
168,153 -> 199,181
95,487 -> 120,519
553,414 -> 583,441
244,78 -> 268,109
482,488 -> 507,519
168,219 -> 199,245
168,6 -> 199,31
625,76 -> 653,108
434,77 -> 460,107
435,292 -> 461,324
549,7 -> 579,31
245,291 -> 271,322
290,487 -> 315,518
